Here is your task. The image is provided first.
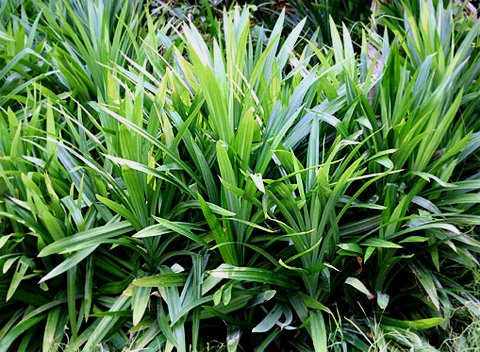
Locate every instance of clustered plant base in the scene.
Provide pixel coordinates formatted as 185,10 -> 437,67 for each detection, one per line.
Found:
1,0 -> 480,351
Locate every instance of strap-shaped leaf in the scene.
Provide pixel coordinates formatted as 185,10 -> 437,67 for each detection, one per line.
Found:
209,264 -> 293,288
39,246 -> 98,283
38,221 -> 133,256
132,273 -> 188,288
252,304 -> 283,333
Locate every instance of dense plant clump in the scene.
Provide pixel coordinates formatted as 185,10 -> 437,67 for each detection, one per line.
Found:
1,0 -> 480,350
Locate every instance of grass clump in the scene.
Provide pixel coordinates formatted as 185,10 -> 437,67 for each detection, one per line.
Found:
0,0 -> 480,350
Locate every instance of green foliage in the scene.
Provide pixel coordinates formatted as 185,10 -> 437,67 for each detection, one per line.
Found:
286,0 -> 372,42
0,0 -> 479,350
